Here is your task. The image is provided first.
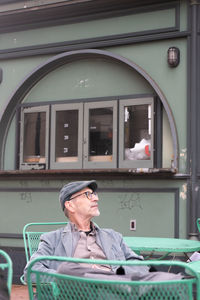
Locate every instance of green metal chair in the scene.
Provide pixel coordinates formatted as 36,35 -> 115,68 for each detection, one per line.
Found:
0,249 -> 13,295
197,218 -> 200,234
26,256 -> 200,300
23,222 -> 68,263
21,221 -> 68,284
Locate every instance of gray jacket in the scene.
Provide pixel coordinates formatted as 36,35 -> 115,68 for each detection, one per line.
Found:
24,223 -> 149,280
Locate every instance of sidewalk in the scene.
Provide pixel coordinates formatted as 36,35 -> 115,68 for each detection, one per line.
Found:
11,285 -> 29,300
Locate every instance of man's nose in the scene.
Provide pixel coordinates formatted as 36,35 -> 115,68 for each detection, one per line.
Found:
92,193 -> 99,201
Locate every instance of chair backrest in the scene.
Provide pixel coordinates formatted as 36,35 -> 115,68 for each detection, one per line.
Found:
23,222 -> 68,263
0,249 -> 13,295
26,256 -> 200,300
197,218 -> 200,233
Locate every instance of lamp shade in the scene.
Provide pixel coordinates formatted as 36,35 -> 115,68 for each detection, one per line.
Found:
167,47 -> 180,67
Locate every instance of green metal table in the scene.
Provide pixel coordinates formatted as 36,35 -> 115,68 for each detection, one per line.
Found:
184,261 -> 200,281
123,236 -> 200,258
188,261 -> 200,273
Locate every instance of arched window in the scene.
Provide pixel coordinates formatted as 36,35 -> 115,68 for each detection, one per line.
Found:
0,49 -> 177,172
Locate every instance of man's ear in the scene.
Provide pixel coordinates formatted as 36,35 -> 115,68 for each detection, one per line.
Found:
64,201 -> 75,213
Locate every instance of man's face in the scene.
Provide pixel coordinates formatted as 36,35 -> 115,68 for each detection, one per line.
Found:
68,187 -> 100,219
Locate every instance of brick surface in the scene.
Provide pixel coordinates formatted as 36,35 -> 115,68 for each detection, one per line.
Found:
11,285 -> 29,300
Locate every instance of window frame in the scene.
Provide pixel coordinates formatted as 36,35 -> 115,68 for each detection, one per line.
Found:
119,97 -> 154,169
19,105 -> 49,170
83,100 -> 118,169
50,103 -> 83,169
18,95 -> 162,171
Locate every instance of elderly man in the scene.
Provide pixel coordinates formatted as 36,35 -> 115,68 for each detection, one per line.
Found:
24,180 -> 182,281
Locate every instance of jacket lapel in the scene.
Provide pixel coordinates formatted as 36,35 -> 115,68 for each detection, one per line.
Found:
61,223 -> 80,256
96,229 -> 115,260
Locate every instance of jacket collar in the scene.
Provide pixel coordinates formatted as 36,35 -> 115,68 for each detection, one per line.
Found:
61,222 -> 114,260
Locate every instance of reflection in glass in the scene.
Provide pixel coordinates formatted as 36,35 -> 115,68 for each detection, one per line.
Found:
89,108 -> 113,162
124,104 -> 151,161
23,112 -> 46,163
55,110 -> 78,162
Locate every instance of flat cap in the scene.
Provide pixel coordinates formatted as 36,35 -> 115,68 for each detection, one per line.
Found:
59,180 -> 97,211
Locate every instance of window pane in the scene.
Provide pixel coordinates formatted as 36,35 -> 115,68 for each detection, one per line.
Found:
89,107 -> 113,162
124,104 -> 151,161
23,112 -> 46,163
55,110 -> 78,162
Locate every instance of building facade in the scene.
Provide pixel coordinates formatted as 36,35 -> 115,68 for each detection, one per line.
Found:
0,0 -> 199,282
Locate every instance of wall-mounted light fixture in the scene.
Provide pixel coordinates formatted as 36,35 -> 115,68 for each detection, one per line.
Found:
167,47 -> 180,67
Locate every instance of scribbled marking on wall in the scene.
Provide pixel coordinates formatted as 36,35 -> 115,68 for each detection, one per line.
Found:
119,193 -> 143,210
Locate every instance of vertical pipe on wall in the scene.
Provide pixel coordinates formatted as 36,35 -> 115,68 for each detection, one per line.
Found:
188,0 -> 199,239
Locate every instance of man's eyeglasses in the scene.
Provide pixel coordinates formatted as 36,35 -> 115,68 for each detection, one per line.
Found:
70,191 -> 98,201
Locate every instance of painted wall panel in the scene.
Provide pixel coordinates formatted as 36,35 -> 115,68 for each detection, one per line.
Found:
0,8 -> 176,51
179,0 -> 188,31
0,191 -> 65,233
98,192 -> 175,237
0,179 -> 187,247
23,58 -> 153,102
